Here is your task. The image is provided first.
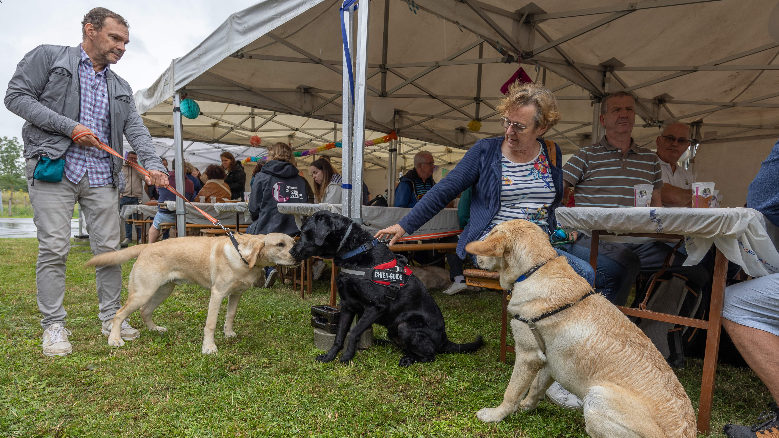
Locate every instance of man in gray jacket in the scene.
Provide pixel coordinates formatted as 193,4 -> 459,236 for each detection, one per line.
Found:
4,7 -> 168,357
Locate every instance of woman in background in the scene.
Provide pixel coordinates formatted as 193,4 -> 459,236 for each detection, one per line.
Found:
197,165 -> 231,203
221,151 -> 246,200
309,158 -> 342,204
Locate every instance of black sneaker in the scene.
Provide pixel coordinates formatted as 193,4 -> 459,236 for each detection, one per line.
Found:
724,402 -> 779,438
263,267 -> 278,289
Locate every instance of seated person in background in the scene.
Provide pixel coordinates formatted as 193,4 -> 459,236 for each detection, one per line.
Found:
626,122 -> 695,272
657,123 -> 695,207
148,159 -> 194,244
248,142 -> 308,287
309,158 -> 342,204
145,157 -> 167,204
721,274 -> 779,437
221,151 -> 246,200
197,165 -> 231,203
185,161 -> 202,198
395,151 -> 436,208
560,91 -> 662,307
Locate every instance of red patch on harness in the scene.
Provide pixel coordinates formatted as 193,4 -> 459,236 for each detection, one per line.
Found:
372,259 -> 412,286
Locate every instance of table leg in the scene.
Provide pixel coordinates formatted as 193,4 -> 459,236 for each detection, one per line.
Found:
307,258 -> 313,297
697,248 -> 727,435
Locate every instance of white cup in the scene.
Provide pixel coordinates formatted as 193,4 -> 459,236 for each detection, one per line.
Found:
692,182 -> 715,208
199,196 -> 205,203
210,196 -> 217,203
244,191 -> 251,202
634,184 -> 653,207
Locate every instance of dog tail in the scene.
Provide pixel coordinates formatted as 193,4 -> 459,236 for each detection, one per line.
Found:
440,335 -> 484,354
85,245 -> 146,268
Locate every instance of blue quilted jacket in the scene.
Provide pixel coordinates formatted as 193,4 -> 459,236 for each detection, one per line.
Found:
398,137 -> 563,259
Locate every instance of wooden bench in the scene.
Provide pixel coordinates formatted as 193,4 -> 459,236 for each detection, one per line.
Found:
464,269 -> 513,363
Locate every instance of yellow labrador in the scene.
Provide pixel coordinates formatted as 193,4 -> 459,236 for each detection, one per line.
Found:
466,220 -> 695,438
86,233 -> 297,354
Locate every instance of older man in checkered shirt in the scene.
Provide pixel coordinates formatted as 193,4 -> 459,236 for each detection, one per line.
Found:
5,8 -> 168,357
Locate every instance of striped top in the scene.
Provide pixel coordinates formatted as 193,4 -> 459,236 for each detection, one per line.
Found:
562,136 -> 662,208
64,45 -> 113,187
490,147 -> 556,229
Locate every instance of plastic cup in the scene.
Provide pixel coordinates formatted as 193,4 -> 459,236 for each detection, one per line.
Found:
210,196 -> 217,203
692,182 -> 714,208
244,191 -> 251,202
634,184 -> 653,207
199,196 -> 205,203
709,190 -> 719,208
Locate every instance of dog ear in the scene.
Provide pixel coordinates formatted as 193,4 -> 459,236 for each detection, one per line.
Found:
313,215 -> 333,247
246,238 -> 266,269
465,232 -> 506,257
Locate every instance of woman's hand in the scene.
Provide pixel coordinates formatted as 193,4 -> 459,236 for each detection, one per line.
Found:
374,224 -> 406,245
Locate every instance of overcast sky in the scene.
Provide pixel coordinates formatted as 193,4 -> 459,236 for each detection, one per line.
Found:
0,0 -> 260,141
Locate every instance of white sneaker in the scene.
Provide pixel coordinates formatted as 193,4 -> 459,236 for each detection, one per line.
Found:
545,382 -> 583,410
443,282 -> 470,295
42,323 -> 72,357
120,238 -> 131,246
312,260 -> 327,280
101,320 -> 140,340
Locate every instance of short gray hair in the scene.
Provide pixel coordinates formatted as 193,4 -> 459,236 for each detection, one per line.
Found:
82,7 -> 129,39
414,151 -> 433,167
600,91 -> 634,115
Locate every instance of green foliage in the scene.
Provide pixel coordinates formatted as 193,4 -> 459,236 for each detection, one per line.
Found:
0,239 -> 772,437
0,136 -> 26,191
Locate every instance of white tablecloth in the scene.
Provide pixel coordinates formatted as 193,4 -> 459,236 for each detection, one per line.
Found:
120,202 -> 252,225
555,207 -> 779,277
277,203 -> 460,237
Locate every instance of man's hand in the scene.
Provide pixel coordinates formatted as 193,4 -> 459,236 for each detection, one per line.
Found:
374,224 -> 406,245
145,170 -> 168,187
71,124 -> 100,148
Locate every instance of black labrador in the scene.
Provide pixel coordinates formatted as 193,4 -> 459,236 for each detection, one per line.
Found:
290,211 -> 483,366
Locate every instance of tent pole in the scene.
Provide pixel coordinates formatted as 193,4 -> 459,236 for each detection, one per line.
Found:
591,97 -> 601,144
387,113 -> 397,206
173,92 -> 186,237
341,6 -> 355,218
349,0 -> 371,222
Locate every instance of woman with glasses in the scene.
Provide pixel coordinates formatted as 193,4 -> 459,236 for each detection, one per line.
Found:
375,82 -> 595,285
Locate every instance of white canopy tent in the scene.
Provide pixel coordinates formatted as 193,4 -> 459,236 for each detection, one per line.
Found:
136,0 -> 779,222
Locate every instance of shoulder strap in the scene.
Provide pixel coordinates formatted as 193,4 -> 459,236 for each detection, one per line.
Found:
544,140 -> 557,167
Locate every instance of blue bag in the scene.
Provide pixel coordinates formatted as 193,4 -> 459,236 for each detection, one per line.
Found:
33,157 -> 65,183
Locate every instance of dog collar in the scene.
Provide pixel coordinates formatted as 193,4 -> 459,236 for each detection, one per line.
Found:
338,238 -> 381,261
336,222 -> 355,254
513,290 -> 597,353
515,262 -> 547,283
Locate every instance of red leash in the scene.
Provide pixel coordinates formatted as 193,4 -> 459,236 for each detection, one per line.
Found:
72,131 -> 250,265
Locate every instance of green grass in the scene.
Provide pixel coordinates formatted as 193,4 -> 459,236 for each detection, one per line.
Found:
0,238 -> 773,437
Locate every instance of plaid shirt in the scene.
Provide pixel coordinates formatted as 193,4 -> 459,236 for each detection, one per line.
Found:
64,45 -> 113,187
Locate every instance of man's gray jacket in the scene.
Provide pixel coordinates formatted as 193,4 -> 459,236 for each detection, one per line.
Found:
4,44 -> 166,183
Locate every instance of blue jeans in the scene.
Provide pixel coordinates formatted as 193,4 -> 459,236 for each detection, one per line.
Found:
118,196 -> 139,240
557,237 -> 640,306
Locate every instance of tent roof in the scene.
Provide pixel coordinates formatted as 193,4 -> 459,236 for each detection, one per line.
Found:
135,0 -> 779,168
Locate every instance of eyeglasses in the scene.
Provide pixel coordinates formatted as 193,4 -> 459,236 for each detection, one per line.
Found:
661,135 -> 691,145
500,116 -> 528,133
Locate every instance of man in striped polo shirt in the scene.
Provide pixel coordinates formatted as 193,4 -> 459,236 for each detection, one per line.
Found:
559,91 -> 663,306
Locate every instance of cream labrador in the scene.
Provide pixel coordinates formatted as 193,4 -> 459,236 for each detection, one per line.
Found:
466,220 -> 695,438
86,233 -> 297,354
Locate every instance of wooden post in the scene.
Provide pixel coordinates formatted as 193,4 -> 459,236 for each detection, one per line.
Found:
8,191 -> 12,217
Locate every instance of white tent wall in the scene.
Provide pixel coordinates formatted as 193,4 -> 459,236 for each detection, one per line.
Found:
694,139 -> 775,208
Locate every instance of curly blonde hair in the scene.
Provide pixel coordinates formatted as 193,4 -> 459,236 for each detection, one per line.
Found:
496,82 -> 561,130
268,142 -> 294,164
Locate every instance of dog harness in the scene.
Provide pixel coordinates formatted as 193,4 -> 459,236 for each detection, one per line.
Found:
336,231 -> 413,300
510,258 -> 597,353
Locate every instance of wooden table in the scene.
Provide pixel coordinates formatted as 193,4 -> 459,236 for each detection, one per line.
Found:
588,230 -> 725,435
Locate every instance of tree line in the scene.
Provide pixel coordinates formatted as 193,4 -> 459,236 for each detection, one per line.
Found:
0,136 -> 25,191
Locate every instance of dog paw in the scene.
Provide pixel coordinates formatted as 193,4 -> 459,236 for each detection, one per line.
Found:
107,337 -> 124,347
151,326 -> 167,333
476,408 -> 505,423
224,330 -> 237,338
399,356 -> 416,367
316,354 -> 334,363
338,357 -> 353,365
202,344 -> 218,355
